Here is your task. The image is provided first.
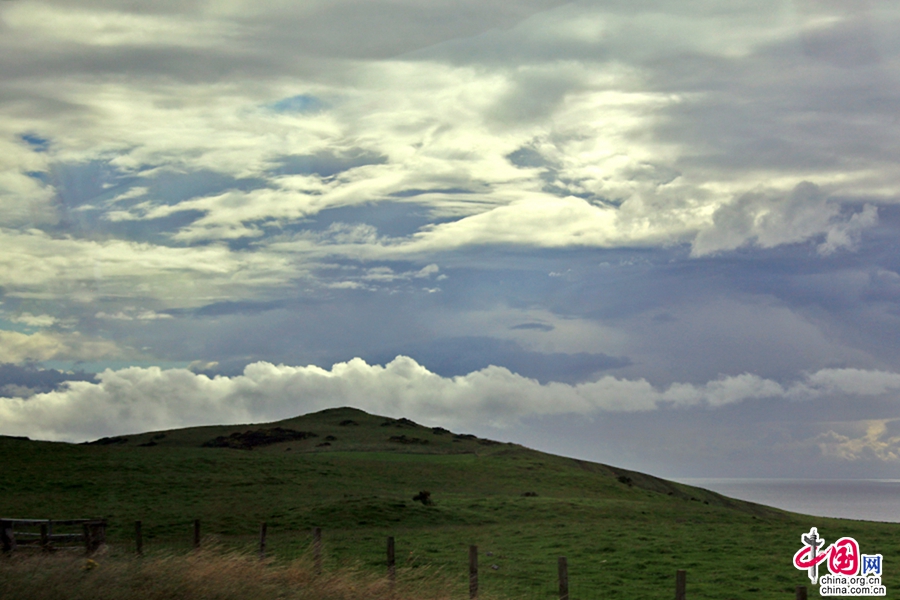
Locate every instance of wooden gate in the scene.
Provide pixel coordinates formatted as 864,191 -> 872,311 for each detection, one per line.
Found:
1,518 -> 107,555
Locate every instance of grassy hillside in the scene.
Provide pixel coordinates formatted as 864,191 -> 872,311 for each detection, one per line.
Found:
2,407 -> 898,599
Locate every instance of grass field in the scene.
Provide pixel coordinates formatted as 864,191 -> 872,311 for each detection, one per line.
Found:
2,407 -> 897,599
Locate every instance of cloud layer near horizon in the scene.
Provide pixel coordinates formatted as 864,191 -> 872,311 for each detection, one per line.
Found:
4,356 -> 900,444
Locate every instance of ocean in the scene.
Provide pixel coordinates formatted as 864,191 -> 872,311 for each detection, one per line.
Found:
674,478 -> 900,523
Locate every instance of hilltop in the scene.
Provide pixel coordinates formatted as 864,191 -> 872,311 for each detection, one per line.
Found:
73,406 -> 774,515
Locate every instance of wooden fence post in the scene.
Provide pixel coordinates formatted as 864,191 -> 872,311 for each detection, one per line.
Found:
1,520 -> 15,554
83,521 -> 105,556
796,586 -> 807,600
558,556 -> 569,600
387,536 -> 396,585
469,545 -> 478,599
675,569 -> 686,600
259,522 -> 267,560
193,519 -> 201,549
89,520 -> 106,555
313,527 -> 322,575
135,521 -> 143,556
40,523 -> 49,551
83,523 -> 92,555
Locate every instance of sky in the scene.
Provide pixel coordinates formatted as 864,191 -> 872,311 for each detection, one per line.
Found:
2,0 -> 900,479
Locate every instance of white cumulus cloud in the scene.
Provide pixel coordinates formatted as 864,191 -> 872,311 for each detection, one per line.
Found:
5,357 -> 900,443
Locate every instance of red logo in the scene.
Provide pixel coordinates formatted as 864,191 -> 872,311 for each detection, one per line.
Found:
793,528 -> 860,583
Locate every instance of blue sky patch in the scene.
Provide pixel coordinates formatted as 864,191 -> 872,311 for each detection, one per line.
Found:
269,94 -> 326,113
18,133 -> 50,152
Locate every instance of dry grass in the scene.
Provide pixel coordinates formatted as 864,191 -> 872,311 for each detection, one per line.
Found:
0,546 -> 480,600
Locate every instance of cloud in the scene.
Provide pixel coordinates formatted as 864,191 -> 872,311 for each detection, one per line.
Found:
3,0 -> 893,270
815,419 -> 900,462
6,357 -> 900,443
509,322 -> 554,332
95,308 -> 173,321
2,3 -> 242,49
368,336 -> 627,384
0,228 -> 298,306
0,330 -> 122,364
798,368 -> 900,398
8,312 -> 57,328
691,182 -> 878,256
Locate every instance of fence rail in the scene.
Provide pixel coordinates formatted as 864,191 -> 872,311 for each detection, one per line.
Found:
1,517 -> 812,599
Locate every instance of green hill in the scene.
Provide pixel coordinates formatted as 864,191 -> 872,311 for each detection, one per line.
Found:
2,407 -> 898,599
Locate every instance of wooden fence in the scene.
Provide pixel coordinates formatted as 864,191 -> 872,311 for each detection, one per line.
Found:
1,518 -> 106,555
2,518 -> 812,599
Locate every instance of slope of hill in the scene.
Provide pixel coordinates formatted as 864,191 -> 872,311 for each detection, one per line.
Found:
2,407 -> 898,599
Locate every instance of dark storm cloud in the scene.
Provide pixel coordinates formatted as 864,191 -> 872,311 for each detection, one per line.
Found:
0,0 -> 571,86
0,363 -> 95,397
49,159 -> 133,208
796,7 -> 882,69
143,169 -> 269,205
509,322 -> 554,332
190,298 -> 286,317
505,146 -> 547,169
367,336 -> 630,384
631,18 -> 900,188
50,163 -> 268,210
0,45 -> 285,83
100,210 -> 208,245
244,0 -> 572,61
32,161 -> 271,242
389,188 -> 478,198
299,202 -> 454,238
271,150 -> 388,179
92,264 -> 630,384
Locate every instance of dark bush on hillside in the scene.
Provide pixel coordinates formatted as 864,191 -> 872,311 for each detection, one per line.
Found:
380,418 -> 418,428
412,490 -> 433,505
202,428 -> 317,450
389,435 -> 428,445
86,436 -> 129,445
